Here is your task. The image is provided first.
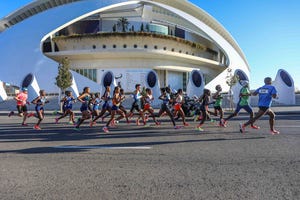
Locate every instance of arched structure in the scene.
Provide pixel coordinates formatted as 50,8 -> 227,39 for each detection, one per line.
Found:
0,0 -> 250,94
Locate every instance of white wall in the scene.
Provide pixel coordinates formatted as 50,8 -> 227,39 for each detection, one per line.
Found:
167,71 -> 183,91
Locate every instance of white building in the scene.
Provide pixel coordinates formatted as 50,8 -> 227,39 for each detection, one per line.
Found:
0,0 -> 250,96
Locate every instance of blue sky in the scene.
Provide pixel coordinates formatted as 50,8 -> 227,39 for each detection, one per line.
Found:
0,0 -> 299,90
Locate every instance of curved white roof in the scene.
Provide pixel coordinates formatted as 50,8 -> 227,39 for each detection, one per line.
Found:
0,0 -> 250,92
0,0 -> 248,67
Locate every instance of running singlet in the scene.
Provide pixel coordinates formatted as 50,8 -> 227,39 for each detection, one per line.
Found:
145,95 -> 153,104
162,94 -> 170,105
102,92 -> 111,109
239,87 -> 250,106
133,91 -> 142,104
80,94 -> 91,111
93,98 -> 102,110
144,95 -> 153,110
16,92 -> 28,106
63,96 -> 74,109
35,96 -> 47,111
200,95 -> 209,111
214,93 -> 222,107
255,84 -> 277,107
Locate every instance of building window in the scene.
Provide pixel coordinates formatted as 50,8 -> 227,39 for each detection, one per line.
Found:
154,45 -> 158,49
103,45 -> 106,49
92,45 -> 96,49
113,44 -> 116,48
123,44 -> 127,48
171,48 -> 175,52
134,44 -> 137,48
144,45 -> 148,49
163,47 -> 167,50
74,68 -> 97,82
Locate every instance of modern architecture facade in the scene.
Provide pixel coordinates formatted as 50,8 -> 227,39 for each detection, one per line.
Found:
0,0 -> 250,98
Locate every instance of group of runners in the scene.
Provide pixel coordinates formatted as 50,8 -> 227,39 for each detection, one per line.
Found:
8,77 -> 280,134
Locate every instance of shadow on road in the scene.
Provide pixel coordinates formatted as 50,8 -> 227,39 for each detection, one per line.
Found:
0,136 -> 265,154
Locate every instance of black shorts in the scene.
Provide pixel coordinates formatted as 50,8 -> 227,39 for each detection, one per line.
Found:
130,102 -> 141,113
214,106 -> 222,110
259,106 -> 270,112
17,105 -> 27,113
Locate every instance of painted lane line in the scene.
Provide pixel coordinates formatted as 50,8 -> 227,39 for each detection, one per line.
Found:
276,125 -> 300,128
53,145 -> 152,150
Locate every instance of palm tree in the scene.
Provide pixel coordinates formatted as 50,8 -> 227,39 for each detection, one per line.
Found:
117,17 -> 130,32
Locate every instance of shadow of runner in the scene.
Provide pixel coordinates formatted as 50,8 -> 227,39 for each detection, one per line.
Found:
0,136 -> 265,154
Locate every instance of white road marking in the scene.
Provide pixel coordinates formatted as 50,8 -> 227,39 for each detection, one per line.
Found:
276,126 -> 300,128
53,145 -> 152,150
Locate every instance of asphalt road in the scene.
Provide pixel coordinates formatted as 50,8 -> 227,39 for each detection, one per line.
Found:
0,111 -> 299,200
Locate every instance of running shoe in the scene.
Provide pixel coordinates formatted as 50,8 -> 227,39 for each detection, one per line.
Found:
251,125 -> 260,129
174,125 -> 182,129
68,121 -> 74,125
55,118 -> 59,124
219,120 -> 227,127
143,123 -> 150,127
33,125 -> 41,130
22,123 -> 28,126
27,112 -> 35,118
239,123 -> 245,133
155,121 -> 161,126
8,111 -> 14,117
102,126 -> 109,133
210,119 -> 216,123
270,129 -> 280,135
221,119 -> 227,126
184,122 -> 189,126
73,127 -> 80,131
136,119 -> 140,126
195,126 -> 204,132
89,121 -> 96,127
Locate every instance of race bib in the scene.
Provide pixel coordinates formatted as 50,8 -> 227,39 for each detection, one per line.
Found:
259,89 -> 269,94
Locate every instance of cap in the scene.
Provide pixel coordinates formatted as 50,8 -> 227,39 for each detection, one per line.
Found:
240,80 -> 249,87
22,87 -> 28,91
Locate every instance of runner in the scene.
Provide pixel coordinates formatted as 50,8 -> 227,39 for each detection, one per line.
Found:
31,90 -> 49,130
222,80 -> 259,129
127,84 -> 145,125
90,92 -> 102,121
102,86 -> 126,133
212,85 -> 224,126
74,87 -> 92,131
196,89 -> 214,131
140,88 -> 160,125
173,89 -> 189,126
8,87 -> 34,126
118,88 -> 130,124
55,90 -> 76,124
239,77 -> 280,135
157,87 -> 180,129
90,86 -> 112,126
